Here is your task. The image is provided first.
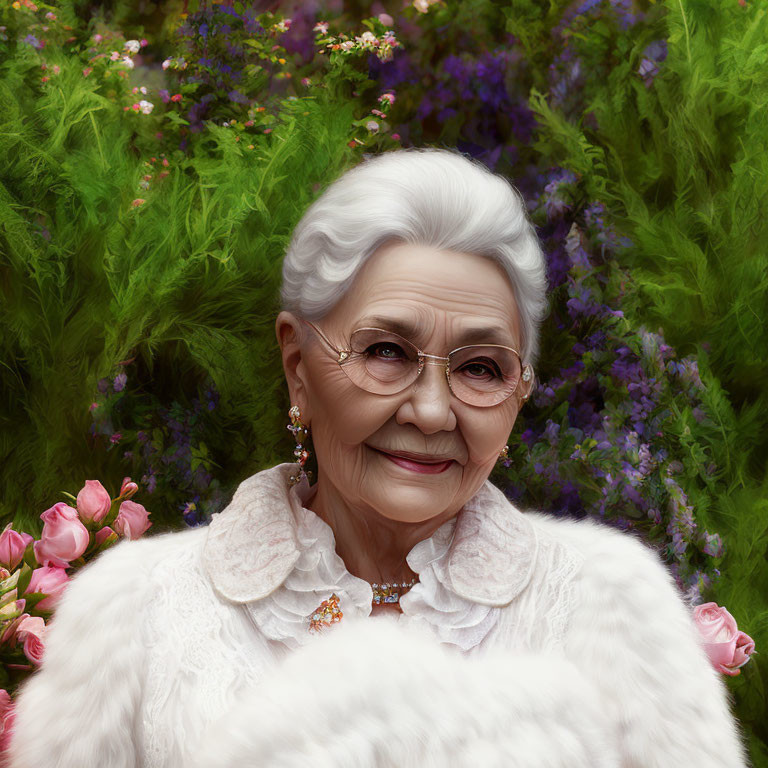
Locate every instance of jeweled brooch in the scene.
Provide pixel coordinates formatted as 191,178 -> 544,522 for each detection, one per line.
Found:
308,593 -> 343,633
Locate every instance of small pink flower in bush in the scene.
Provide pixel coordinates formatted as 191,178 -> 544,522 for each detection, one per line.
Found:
114,501 -> 151,540
0,526 -> 34,571
378,13 -> 394,26
131,199 -> 145,208
75,479 -> 111,525
380,92 -> 395,105
15,616 -> 46,666
693,602 -> 756,676
34,503 -> 89,568
24,566 -> 69,611
82,67 -> 92,77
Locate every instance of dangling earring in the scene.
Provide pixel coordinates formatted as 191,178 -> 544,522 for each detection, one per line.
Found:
498,445 -> 510,462
287,405 -> 312,487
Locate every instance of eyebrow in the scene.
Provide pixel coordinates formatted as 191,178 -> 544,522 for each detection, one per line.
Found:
357,315 -> 518,348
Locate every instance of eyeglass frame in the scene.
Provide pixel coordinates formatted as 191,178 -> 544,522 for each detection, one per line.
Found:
298,318 -> 534,407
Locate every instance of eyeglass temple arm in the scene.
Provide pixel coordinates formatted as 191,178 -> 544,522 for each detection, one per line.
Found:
300,319 -> 350,362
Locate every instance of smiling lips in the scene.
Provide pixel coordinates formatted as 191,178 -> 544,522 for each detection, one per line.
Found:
370,447 -> 455,474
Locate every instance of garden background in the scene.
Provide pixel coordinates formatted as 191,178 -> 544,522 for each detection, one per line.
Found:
1,0 -> 767,762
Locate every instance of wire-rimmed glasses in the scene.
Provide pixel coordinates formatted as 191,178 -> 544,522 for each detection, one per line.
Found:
301,319 -> 533,408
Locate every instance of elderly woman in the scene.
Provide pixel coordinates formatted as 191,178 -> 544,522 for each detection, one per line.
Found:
8,148 -> 748,767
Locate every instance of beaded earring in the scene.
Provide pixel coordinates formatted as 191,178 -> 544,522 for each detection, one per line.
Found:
287,405 -> 312,487
498,445 -> 510,462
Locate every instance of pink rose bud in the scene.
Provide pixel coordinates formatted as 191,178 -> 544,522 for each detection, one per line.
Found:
114,500 -> 152,540
94,526 -> 118,547
0,688 -> 15,753
378,13 -> 394,26
25,566 -> 70,612
15,615 -> 46,666
0,526 -> 34,571
34,503 -> 89,568
75,479 -> 111,524
729,631 -> 756,673
693,602 -> 755,676
119,477 -> 139,499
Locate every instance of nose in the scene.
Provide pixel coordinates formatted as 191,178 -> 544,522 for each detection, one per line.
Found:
394,359 -> 458,434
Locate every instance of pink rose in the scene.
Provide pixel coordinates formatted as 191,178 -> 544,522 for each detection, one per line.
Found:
0,526 -> 34,571
0,688 -> 15,753
25,566 -> 70,612
75,479 -> 111,524
693,602 -> 756,676
114,500 -> 152,540
33,503 -> 89,568
15,615 -> 46,666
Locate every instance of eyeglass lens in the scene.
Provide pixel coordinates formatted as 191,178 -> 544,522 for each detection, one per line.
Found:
344,328 -> 522,406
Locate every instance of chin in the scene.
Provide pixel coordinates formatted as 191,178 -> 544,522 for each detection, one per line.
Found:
366,482 -> 457,524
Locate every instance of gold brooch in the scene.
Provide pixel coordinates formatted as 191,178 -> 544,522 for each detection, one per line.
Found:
308,593 -> 343,633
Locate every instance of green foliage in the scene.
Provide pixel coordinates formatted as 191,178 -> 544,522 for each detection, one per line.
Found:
0,8 -> 372,530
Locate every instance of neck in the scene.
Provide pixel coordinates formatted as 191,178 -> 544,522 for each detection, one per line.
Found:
307,476 -> 455,585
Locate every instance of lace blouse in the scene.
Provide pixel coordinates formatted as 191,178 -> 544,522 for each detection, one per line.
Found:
8,462 -> 748,768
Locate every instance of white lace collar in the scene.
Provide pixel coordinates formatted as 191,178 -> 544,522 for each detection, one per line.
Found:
202,463 -> 539,651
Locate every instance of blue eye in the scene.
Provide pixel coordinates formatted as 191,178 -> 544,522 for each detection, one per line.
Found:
367,343 -> 407,360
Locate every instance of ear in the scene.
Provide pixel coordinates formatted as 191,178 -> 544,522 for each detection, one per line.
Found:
275,311 -> 311,422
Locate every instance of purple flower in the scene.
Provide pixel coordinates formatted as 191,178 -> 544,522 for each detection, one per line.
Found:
113,372 -> 127,392
544,419 -> 561,445
638,58 -> 659,88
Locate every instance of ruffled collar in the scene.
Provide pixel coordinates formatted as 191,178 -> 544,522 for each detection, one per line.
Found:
202,463 -> 539,651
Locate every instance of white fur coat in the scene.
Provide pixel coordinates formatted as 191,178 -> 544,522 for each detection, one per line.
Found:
7,464 -> 750,767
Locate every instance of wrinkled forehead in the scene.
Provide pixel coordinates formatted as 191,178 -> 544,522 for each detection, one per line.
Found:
322,243 -> 522,348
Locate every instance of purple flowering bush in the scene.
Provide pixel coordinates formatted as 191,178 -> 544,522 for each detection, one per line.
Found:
499,177 -> 726,603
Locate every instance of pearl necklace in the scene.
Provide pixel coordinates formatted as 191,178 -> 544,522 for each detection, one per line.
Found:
370,578 -> 418,605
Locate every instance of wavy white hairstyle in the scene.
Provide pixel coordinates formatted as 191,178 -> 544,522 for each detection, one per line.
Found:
280,147 -> 548,365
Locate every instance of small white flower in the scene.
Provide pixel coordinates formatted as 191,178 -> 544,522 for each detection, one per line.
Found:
124,39 -> 140,54
122,56 -> 135,69
138,100 -> 154,114
140,86 -> 147,95
110,51 -> 121,61
413,0 -> 431,12
365,120 -> 379,133
340,40 -> 354,51
162,58 -> 172,70
313,21 -> 329,34
358,31 -> 377,44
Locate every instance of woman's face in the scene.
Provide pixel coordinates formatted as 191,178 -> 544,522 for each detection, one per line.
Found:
276,242 -> 531,524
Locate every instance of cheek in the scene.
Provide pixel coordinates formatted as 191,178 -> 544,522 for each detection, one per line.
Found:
305,362 -> 393,454
460,405 -> 519,466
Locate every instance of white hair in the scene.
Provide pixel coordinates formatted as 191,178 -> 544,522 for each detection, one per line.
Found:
280,147 -> 548,365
